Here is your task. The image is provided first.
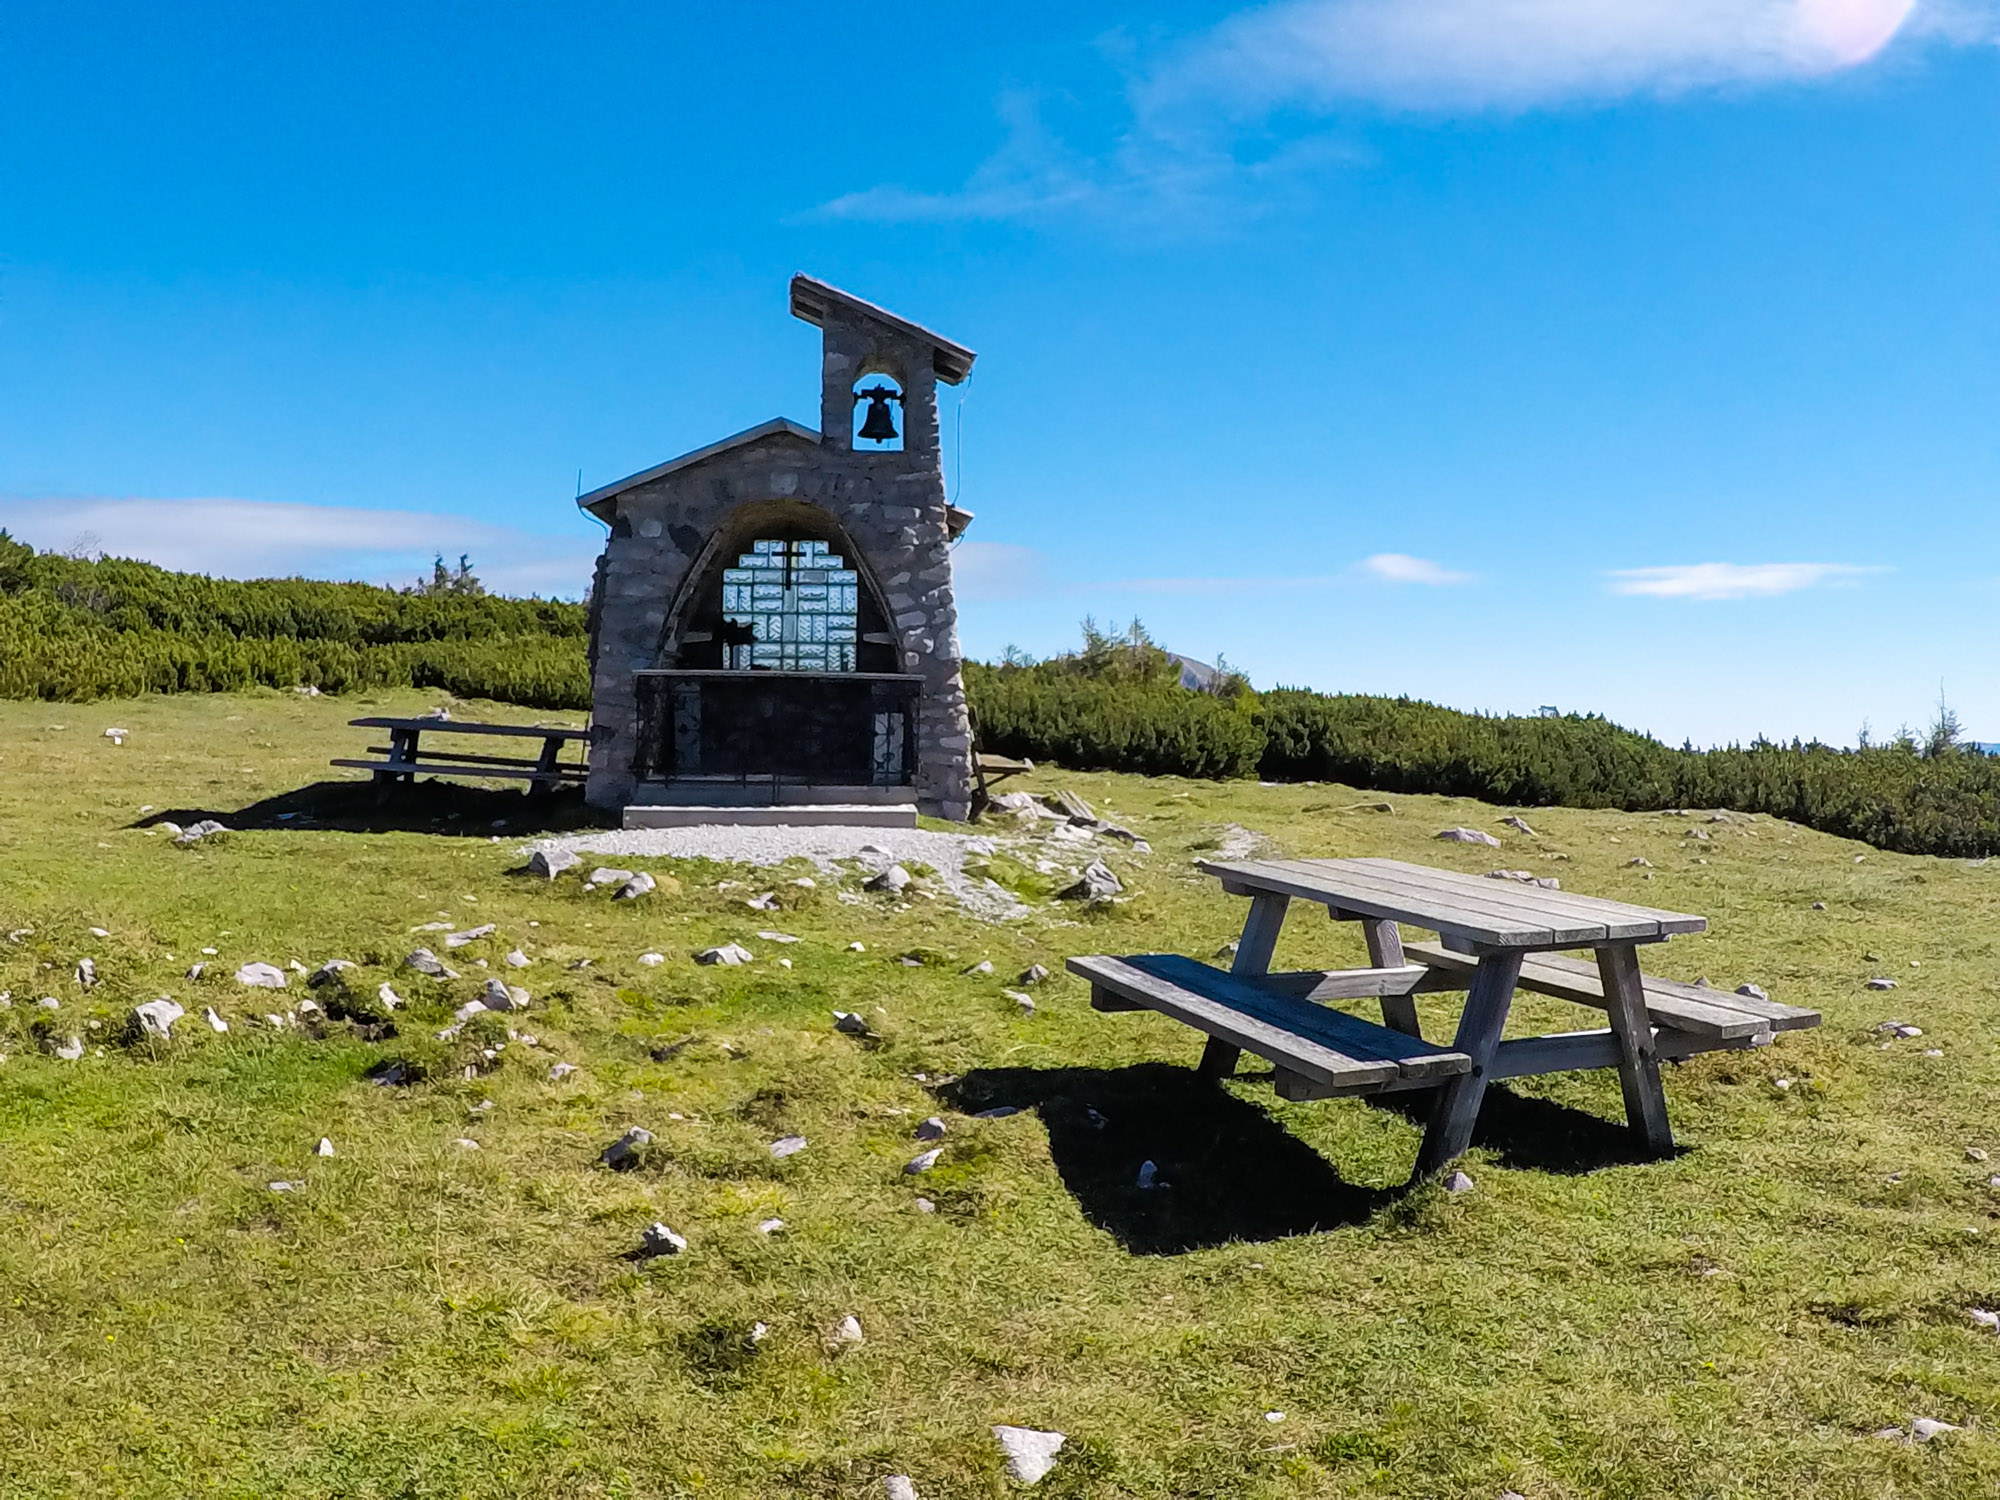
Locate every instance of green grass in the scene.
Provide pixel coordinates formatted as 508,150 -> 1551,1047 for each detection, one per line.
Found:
5,689 -> 2000,1497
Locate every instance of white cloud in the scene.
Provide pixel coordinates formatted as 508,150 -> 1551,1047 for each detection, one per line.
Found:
1360,552 -> 1474,585
1608,561 -> 1881,600
1157,0 -> 1919,113
0,496 -> 601,598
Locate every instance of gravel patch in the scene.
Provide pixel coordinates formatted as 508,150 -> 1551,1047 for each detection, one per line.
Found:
525,825 -> 1030,921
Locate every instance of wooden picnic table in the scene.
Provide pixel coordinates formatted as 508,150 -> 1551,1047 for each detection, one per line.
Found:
1071,856 -> 1820,1179
333,716 -> 591,795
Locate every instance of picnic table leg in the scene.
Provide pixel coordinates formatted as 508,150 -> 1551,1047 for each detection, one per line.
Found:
1596,941 -> 1675,1154
1199,893 -> 1291,1081
1412,949 -> 1523,1178
376,727 -> 419,802
530,733 -> 563,797
1361,917 -> 1422,1038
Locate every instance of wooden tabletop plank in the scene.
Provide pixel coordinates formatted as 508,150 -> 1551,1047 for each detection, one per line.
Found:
1267,858 -> 1636,942
348,717 -> 591,740
1199,859 -> 1557,947
1345,858 -> 1707,936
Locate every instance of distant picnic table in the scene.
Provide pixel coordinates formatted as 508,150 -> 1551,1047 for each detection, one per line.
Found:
333,716 -> 590,796
1071,857 -> 1820,1179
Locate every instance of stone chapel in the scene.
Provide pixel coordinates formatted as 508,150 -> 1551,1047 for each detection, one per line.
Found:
578,275 -> 978,826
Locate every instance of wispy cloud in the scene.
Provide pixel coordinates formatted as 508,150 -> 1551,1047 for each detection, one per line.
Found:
1152,0 -> 1919,115
952,539 -> 1052,601
1359,552 -> 1474,585
1608,561 -> 1882,600
822,0 -> 1936,225
0,496 -> 601,598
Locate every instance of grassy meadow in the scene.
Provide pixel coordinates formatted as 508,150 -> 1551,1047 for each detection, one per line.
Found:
4,689 -> 2000,1497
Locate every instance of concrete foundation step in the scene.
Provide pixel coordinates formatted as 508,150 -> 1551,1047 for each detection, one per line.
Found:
621,803 -> 919,830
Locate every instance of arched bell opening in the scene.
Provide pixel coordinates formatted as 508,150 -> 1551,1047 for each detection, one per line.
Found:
656,500 -> 900,674
852,369 -> 905,452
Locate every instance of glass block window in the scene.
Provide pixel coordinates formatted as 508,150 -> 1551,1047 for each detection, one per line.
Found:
720,538 -> 860,671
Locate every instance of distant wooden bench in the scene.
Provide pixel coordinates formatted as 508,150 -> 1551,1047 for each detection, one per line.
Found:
333,717 -> 591,796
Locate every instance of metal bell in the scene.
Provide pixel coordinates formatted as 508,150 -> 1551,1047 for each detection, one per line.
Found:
856,386 -> 900,444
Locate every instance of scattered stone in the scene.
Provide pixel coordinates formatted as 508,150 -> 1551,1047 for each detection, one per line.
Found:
1094,822 -> 1152,853
757,930 -> 801,944
588,867 -> 636,887
1019,964 -> 1051,986
51,1034 -> 84,1061
1912,1418 -> 1961,1441
104,726 -> 128,744
1444,1170 -> 1475,1194
1866,978 -> 1898,991
883,1477 -> 919,1500
268,1180 -> 299,1193
75,958 -> 96,990
1005,989 -> 1036,1014
904,1148 -> 942,1175
847,941 -> 866,953
993,1426 -> 1066,1485
548,1061 -> 577,1081
481,979 -> 530,1012
1058,859 -> 1123,902
527,848 -> 579,880
287,960 -> 309,976
1970,1308 -> 2000,1332
375,982 -> 404,1010
745,892 -> 779,911
1773,1078 -> 1793,1091
914,1197 -> 936,1213
914,1116 -> 946,1142
37,996 -> 60,1011
866,865 -> 913,893
769,1135 -> 808,1160
203,1006 -> 228,1033
601,1127 -> 655,1170
639,1222 -> 687,1257
235,962 -> 287,989
1863,952 -> 1882,962
1628,857 -> 1652,868
184,962 -> 206,980
308,960 -> 356,987
1811,901 -> 1827,910
88,926 -> 110,938
444,924 -> 496,949
1500,815 -> 1539,836
174,819 -> 227,845
404,949 -> 455,978
696,943 -> 754,967
1135,1159 -> 1159,1190
1736,983 -> 1770,1003
314,1137 -> 335,1157
132,997 -> 183,1039
1265,1410 -> 1286,1424
757,1217 -> 785,1235
1214,940 -> 1240,959
1437,827 -> 1501,847
638,952 -> 666,966
963,958 -> 994,975
614,873 -> 657,902
831,1314 -> 865,1349
1968,1147 -> 1989,1162
452,1138 -> 480,1150
833,1011 -> 873,1037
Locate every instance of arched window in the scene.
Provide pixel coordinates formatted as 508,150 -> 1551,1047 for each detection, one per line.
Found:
852,373 -> 904,451
719,538 -> 860,671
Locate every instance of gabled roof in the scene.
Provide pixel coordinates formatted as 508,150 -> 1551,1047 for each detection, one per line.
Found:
576,417 -> 820,518
790,274 -> 977,384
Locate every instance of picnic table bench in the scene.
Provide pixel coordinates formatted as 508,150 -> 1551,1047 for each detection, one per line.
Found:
1070,856 -> 1820,1178
333,717 -> 591,796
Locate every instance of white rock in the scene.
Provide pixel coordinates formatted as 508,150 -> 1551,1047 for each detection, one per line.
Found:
1444,1170 -> 1476,1194
132,997 -> 183,1039
1019,964 -> 1051,986
1437,827 -> 1502,847
37,996 -> 60,1010
548,1061 -> 577,1081
914,1116 -> 946,1142
88,926 -> 110,938
1912,1418 -> 1961,1441
75,958 -> 96,990
1736,983 -> 1770,1002
638,952 -> 666,966
104,727 -> 128,742
203,1006 -> 228,1032
1060,860 -> 1123,902
770,1135 -> 808,1160
745,892 -> 779,911
1500,815 -> 1538,835
1866,978 -> 1899,991
757,1217 -> 785,1235
404,949 -> 453,977
288,960 -> 308,975
831,1314 -> 865,1347
639,1222 -> 686,1257
1969,1147 -> 1990,1162
883,1477 -> 919,1500
1265,1410 -> 1286,1423
614,873 -> 656,901
308,960 -> 356,988
185,962 -> 206,980
452,1137 -> 480,1150
904,1148 -> 942,1175
963,959 -> 994,975
444,924 -> 496,949
1969,1308 -> 2000,1331
1627,856 -> 1652,868
756,930 -> 801,944
696,943 -> 754,966
914,1197 -> 936,1213
527,848 -> 579,880
588,867 -> 636,887
601,1126 -> 655,1169
235,962 -> 287,989
504,949 -> 530,968
315,1137 -> 335,1157
778,957 -> 793,970
993,1425 -> 1066,1484
847,941 -> 866,952
1007,989 -> 1036,1014
792,876 -> 816,888
867,864 -> 913,893
52,1035 -> 84,1061
268,1180 -> 299,1193
375,983 -> 403,1010
833,1011 -> 872,1036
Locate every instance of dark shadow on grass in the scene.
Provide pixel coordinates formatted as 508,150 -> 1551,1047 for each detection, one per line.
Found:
1360,1080 -> 1685,1174
944,1062 -> 1401,1255
129,779 -> 612,838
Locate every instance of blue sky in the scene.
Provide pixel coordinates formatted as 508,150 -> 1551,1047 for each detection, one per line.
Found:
2,1 -> 1996,747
